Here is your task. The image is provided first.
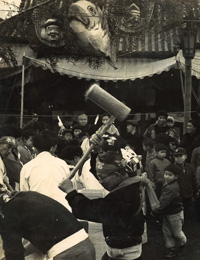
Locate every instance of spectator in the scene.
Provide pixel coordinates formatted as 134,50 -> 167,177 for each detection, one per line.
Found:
96,113 -> 120,136
62,129 -> 73,143
20,132 -> 71,210
180,119 -> 200,163
166,116 -> 180,142
0,136 -> 16,194
142,137 -> 156,173
168,137 -> 179,163
0,191 -> 95,260
153,164 -> 187,258
123,119 -> 143,155
59,150 -> 145,260
143,110 -> 169,142
76,113 -> 96,135
17,129 -> 35,164
173,147 -> 199,220
23,113 -> 38,130
73,124 -> 83,141
148,143 -> 170,198
1,127 -> 23,190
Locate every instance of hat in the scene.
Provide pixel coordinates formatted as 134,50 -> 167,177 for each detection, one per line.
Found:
96,161 -> 121,176
0,136 -> 16,147
156,110 -> 168,119
126,120 -> 139,127
167,116 -> 175,123
43,18 -> 61,28
165,164 -> 181,176
173,147 -> 186,156
155,143 -> 167,152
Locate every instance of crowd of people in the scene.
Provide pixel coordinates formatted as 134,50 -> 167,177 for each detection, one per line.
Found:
0,109 -> 199,260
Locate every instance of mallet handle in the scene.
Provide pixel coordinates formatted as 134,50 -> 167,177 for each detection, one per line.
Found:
68,115 -> 116,180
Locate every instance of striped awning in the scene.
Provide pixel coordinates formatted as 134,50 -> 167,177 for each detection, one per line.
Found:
0,41 -> 178,81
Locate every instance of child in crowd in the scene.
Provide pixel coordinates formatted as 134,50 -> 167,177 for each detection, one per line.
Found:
62,129 -> 73,142
143,110 -> 168,142
173,147 -> 199,220
97,113 -> 120,136
73,124 -> 83,141
142,137 -> 156,173
148,143 -> 171,198
167,137 -> 179,163
153,164 -> 187,258
166,116 -> 179,142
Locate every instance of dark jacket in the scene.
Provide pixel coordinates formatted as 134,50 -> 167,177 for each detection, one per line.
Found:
66,178 -> 145,249
154,180 -> 183,215
176,163 -> 199,198
180,132 -> 200,162
0,191 -> 83,260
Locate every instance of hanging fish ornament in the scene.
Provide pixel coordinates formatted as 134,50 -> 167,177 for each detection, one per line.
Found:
68,0 -> 112,61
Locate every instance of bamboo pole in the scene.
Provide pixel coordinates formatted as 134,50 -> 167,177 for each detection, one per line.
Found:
20,53 -> 25,129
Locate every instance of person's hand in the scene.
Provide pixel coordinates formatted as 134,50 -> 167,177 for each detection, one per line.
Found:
58,178 -> 75,194
90,133 -> 103,146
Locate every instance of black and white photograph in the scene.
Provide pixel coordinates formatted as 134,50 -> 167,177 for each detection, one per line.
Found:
0,0 -> 200,259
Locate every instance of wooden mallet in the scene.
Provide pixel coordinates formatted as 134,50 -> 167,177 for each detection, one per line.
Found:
68,84 -> 131,179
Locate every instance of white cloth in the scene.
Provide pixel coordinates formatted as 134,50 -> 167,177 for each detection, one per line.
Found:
46,229 -> 88,260
71,159 -> 106,191
0,157 -> 9,192
106,243 -> 142,260
20,152 -> 71,211
0,157 -> 6,185
81,138 -> 90,155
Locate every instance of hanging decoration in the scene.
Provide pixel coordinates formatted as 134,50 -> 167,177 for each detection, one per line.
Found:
0,0 -> 200,70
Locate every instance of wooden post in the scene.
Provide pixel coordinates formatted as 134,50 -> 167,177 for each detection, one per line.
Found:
20,54 -> 25,129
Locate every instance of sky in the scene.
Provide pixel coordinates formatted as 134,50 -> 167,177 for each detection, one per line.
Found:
0,0 -> 21,19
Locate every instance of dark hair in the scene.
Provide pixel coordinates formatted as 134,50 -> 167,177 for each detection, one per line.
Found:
78,132 -> 89,139
33,132 -> 57,152
142,137 -> 155,148
155,143 -> 167,152
165,164 -> 181,176
156,110 -> 168,119
22,129 -> 35,140
188,119 -> 199,131
101,113 -> 110,119
73,124 -> 83,131
62,129 -> 73,136
61,145 -> 83,160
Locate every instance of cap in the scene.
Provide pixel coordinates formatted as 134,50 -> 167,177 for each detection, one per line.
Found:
165,164 -> 181,176
126,119 -> 139,127
155,143 -> 167,152
173,147 -> 186,156
43,18 -> 61,28
167,116 -> 175,123
0,136 -> 16,147
96,161 -> 121,177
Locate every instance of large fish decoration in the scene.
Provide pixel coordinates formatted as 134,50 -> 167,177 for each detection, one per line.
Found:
68,0 -> 112,63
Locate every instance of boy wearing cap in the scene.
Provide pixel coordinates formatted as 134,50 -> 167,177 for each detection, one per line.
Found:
153,164 -> 187,258
148,143 -> 171,198
59,151 -> 145,260
173,147 -> 199,220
